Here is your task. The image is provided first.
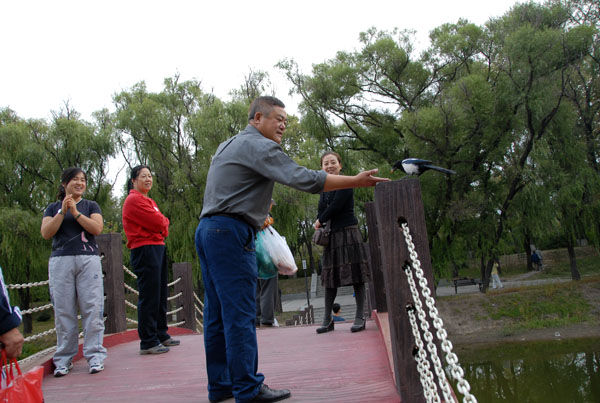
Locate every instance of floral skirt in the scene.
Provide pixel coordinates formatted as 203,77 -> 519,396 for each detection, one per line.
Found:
321,225 -> 371,288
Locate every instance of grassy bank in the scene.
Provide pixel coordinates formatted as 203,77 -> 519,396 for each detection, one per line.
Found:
438,275 -> 600,339
483,276 -> 599,334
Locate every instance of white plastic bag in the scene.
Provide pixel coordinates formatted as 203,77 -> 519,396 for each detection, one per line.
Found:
260,226 -> 298,276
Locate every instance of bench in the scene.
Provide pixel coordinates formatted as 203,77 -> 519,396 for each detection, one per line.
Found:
452,277 -> 482,294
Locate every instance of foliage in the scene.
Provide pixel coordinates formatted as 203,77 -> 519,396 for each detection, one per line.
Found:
278,0 -> 600,290
1,1 -> 598,302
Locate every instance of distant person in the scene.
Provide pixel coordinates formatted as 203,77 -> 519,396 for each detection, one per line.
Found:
314,151 -> 371,334
195,96 -> 388,403
0,265 -> 24,359
332,303 -> 345,322
40,167 -> 107,376
532,250 -> 543,271
491,259 -> 504,289
122,165 -> 180,355
256,200 -> 279,328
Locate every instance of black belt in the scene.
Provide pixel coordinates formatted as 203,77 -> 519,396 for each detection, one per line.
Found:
205,212 -> 251,227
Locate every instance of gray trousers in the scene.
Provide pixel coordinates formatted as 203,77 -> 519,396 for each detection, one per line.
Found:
49,255 -> 107,367
256,276 -> 278,325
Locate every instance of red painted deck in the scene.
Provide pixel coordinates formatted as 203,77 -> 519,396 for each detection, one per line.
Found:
40,320 -> 400,402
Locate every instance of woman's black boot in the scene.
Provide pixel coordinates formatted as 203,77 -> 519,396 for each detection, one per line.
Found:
351,318 -> 365,333
316,320 -> 334,334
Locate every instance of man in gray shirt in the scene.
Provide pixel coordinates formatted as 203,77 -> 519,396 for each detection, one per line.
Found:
195,96 -> 388,403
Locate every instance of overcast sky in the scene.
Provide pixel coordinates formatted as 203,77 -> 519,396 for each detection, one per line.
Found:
1,0 -> 529,122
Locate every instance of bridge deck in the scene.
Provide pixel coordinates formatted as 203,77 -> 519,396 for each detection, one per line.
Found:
41,320 -> 400,402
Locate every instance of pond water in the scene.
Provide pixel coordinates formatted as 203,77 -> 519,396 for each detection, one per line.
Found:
447,338 -> 600,403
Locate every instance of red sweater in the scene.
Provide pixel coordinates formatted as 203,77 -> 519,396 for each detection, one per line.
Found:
122,190 -> 170,250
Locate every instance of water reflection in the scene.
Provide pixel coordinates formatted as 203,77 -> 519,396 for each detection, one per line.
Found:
447,338 -> 600,403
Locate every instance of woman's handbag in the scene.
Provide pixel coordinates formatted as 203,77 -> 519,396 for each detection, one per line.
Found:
312,221 -> 331,246
0,350 -> 44,403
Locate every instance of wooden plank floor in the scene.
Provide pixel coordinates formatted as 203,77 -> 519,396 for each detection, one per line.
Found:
41,321 -> 400,402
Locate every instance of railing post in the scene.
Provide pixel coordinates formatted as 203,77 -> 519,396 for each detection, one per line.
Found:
365,202 -> 387,313
374,179 -> 440,403
172,262 -> 196,331
97,233 -> 127,334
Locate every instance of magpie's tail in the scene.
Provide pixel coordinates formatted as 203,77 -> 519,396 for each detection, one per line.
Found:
424,164 -> 456,175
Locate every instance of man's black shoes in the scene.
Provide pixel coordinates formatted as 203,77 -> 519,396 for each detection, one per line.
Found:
251,384 -> 291,402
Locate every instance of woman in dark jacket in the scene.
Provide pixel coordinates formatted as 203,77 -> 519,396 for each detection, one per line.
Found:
314,152 -> 370,334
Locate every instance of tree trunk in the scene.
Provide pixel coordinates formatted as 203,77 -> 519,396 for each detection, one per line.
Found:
17,288 -> 33,334
524,237 -> 533,271
566,243 -> 581,280
480,256 -> 492,293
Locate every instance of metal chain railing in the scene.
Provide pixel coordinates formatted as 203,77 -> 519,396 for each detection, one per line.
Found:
7,280 -> 50,289
20,303 -> 53,315
124,283 -> 139,295
167,291 -> 182,302
406,304 -> 440,403
192,292 -> 204,331
5,262 -> 201,366
400,222 -> 477,403
123,267 -> 196,329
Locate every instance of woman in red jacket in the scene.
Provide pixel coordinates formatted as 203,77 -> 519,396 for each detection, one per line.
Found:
122,165 -> 180,354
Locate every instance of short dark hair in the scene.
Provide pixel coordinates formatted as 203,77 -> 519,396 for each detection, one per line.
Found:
332,303 -> 341,314
127,165 -> 152,192
57,167 -> 87,200
248,96 -> 285,121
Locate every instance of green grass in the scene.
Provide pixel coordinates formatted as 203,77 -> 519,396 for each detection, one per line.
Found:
448,253 -> 600,281
278,277 -> 309,295
480,280 -> 594,333
535,255 -> 600,278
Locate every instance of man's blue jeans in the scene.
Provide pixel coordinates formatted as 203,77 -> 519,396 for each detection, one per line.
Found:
195,216 -> 264,402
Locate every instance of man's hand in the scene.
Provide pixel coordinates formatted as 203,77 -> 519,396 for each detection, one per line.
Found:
354,169 -> 390,187
0,327 -> 24,359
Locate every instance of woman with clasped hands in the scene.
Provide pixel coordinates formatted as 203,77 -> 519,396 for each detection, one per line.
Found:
41,167 -> 107,377
122,165 -> 180,355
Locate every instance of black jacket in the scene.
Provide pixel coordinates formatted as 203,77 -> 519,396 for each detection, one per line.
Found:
317,189 -> 358,231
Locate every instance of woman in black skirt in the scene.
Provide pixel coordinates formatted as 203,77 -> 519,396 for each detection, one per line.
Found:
314,152 -> 370,334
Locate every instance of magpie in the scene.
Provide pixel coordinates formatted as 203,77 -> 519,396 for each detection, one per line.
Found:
391,158 -> 456,176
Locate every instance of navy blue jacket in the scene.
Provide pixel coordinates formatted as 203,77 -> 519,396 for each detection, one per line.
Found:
0,266 -> 22,335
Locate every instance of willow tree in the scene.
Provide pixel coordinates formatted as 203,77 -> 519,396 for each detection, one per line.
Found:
279,1 -> 594,291
113,75 -> 250,289
0,106 -> 116,332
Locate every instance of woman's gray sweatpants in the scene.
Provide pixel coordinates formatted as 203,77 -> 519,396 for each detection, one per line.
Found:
49,255 -> 107,368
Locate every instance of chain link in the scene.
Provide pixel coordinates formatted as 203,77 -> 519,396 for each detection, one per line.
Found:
403,261 -> 454,402
167,277 -> 181,287
20,303 -> 53,315
193,292 -> 204,309
18,346 -> 57,366
124,283 -> 139,295
7,280 -> 50,290
123,265 -> 138,279
167,306 -> 183,315
401,222 -> 477,403
406,305 -> 440,403
24,327 -> 57,342
167,291 -> 183,301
